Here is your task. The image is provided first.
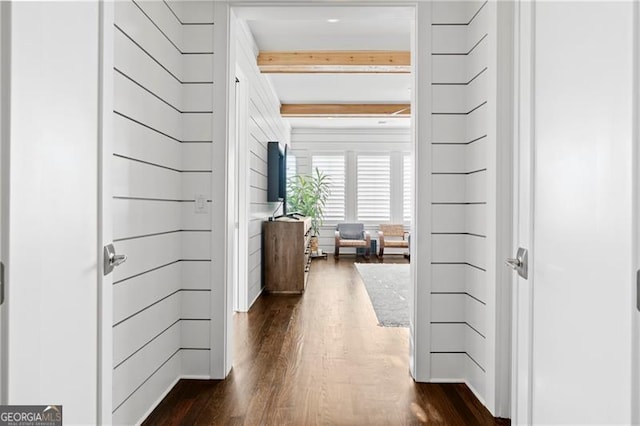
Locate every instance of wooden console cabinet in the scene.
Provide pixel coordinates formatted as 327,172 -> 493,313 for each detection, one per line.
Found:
263,216 -> 312,293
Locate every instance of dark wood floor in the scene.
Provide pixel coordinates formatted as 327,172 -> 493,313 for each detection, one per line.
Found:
143,255 -> 507,425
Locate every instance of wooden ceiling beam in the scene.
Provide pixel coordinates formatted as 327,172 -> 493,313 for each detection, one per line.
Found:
258,51 -> 411,73
280,104 -> 411,117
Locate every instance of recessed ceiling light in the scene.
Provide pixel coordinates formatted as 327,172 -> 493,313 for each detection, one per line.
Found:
327,18 -> 340,23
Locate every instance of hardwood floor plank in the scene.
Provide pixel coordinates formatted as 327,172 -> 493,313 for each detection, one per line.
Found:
143,256 -> 508,425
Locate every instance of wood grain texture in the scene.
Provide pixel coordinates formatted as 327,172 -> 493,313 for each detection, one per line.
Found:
143,258 -> 509,425
263,217 -> 312,294
281,103 -> 411,117
257,50 -> 410,73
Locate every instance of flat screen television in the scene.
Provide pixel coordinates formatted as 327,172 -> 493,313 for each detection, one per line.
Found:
267,142 -> 287,212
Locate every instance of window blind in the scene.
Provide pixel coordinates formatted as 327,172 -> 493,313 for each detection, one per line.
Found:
403,154 -> 411,224
312,155 -> 345,222
357,155 -> 390,222
286,154 -> 297,181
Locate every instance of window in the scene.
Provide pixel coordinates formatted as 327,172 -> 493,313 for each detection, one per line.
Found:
312,155 -> 345,222
357,155 -> 390,222
403,154 -> 411,224
286,154 -> 297,181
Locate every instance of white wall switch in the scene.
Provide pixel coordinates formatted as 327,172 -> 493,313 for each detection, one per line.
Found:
195,194 -> 208,214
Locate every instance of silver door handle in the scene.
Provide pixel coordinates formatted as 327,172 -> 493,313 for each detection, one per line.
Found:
104,243 -> 127,276
506,247 -> 528,279
505,257 -> 522,268
112,254 -> 127,267
636,270 -> 639,312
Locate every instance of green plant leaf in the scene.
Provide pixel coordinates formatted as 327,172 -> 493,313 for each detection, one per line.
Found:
287,167 -> 331,236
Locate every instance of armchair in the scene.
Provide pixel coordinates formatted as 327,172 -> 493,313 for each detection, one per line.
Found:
378,224 -> 409,258
334,223 -> 371,259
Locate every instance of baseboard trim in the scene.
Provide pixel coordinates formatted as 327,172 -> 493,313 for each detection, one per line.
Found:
135,374 -> 212,425
249,288 -> 263,309
464,380 -> 487,409
135,376 -> 181,426
429,378 -> 464,383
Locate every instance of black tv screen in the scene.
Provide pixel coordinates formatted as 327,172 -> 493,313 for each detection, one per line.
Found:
267,141 -> 287,205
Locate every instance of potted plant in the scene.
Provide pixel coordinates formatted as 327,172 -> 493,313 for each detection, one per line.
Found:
287,168 -> 330,254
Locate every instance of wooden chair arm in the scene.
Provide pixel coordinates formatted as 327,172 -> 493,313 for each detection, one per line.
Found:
378,231 -> 385,248
364,231 -> 371,258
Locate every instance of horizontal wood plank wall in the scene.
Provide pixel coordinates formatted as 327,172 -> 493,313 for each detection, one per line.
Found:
112,1 -> 214,423
430,0 -> 490,403
290,128 -> 411,254
235,20 -> 291,307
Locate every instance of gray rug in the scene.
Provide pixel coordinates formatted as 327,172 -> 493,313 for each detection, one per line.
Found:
354,263 -> 409,327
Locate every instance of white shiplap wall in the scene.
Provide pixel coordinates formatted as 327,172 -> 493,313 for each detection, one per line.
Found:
290,128 -> 410,254
235,20 -> 291,307
430,0 -> 496,408
111,1 -> 213,423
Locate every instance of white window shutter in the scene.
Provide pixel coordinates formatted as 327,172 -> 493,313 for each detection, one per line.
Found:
357,155 -> 390,222
312,155 -> 345,222
403,154 -> 411,224
286,154 -> 297,181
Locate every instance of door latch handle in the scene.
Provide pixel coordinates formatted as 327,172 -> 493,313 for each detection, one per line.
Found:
636,270 -> 639,312
505,257 -> 522,269
506,247 -> 528,279
104,243 -> 127,276
111,254 -> 127,267
0,261 -> 4,306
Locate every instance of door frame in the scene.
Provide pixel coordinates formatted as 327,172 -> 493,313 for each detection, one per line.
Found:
494,0 -> 516,418
214,1 -> 431,381
215,4 -> 514,413
98,1 -> 114,424
511,0 -> 535,423
411,1 -> 431,383
211,1 -> 234,378
233,65 -> 249,314
0,0 -> 9,406
633,0 -> 640,423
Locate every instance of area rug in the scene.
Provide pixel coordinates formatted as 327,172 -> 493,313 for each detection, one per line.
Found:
354,263 -> 409,327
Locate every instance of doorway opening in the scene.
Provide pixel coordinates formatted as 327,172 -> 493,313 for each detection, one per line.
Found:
218,0 -> 514,421
225,0 -> 420,381
227,5 -> 416,323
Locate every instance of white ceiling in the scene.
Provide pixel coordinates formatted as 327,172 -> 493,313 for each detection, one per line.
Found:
266,73 -> 411,104
246,19 -> 410,51
240,7 -> 412,129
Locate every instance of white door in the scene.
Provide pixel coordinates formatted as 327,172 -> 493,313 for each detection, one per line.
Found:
512,1 -> 636,424
4,2 -> 108,424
